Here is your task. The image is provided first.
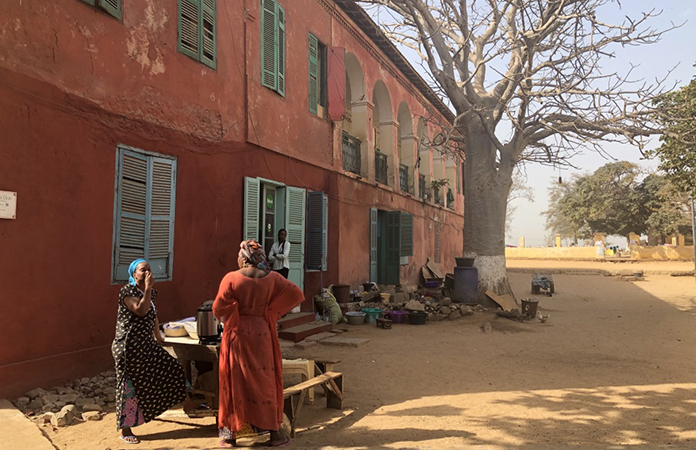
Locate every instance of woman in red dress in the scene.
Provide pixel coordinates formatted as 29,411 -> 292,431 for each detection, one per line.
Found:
213,240 -> 304,447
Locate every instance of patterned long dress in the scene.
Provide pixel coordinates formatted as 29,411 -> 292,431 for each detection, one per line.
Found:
213,271 -> 304,437
112,285 -> 187,429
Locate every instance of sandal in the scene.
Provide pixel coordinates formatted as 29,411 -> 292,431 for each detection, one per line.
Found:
219,438 -> 237,448
269,436 -> 292,447
119,434 -> 140,444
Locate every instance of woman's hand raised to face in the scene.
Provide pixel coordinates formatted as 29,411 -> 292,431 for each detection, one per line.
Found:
144,272 -> 155,290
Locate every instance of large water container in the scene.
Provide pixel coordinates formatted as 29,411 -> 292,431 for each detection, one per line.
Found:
453,267 -> 478,304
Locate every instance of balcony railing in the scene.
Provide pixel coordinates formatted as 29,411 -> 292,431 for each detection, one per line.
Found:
399,164 -> 410,193
434,186 -> 443,205
375,150 -> 388,185
418,175 -> 427,200
342,131 -> 361,175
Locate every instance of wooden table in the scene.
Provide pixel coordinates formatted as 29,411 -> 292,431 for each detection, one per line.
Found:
162,336 -> 319,416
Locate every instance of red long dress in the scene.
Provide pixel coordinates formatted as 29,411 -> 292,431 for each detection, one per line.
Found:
213,271 -> 304,433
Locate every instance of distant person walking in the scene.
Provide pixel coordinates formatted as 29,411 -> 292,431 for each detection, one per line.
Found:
268,229 -> 291,279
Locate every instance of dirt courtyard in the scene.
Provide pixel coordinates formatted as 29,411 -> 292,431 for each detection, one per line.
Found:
45,260 -> 696,449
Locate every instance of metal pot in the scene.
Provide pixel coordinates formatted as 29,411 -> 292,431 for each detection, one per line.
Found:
196,300 -> 219,344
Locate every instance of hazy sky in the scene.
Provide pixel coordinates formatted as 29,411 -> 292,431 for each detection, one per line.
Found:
507,1 -> 696,247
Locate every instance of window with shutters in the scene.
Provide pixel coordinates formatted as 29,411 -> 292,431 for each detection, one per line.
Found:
306,191 -> 328,271
308,33 -> 327,117
112,146 -> 177,283
78,0 -> 122,19
261,0 -> 286,96
178,0 -> 216,69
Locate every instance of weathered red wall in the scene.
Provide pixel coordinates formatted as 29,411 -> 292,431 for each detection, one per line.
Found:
0,0 -> 463,397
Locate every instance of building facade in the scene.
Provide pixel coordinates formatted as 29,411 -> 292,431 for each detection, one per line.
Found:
0,0 -> 464,396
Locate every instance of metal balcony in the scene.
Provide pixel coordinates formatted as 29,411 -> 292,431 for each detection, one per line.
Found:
342,131 -> 361,175
375,150 -> 388,185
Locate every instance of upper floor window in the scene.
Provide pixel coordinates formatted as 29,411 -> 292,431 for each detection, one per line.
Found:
261,0 -> 286,96
308,33 -> 327,117
112,146 -> 177,283
79,0 -> 121,20
178,0 -> 216,69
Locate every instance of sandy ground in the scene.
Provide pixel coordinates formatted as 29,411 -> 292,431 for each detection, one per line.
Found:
40,260 -> 696,449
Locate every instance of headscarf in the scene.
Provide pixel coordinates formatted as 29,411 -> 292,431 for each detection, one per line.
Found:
128,259 -> 147,285
238,240 -> 271,273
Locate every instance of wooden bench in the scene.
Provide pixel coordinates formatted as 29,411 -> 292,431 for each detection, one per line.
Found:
283,371 -> 344,437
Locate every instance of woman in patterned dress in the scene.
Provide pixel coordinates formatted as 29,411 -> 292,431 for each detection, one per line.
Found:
112,259 -> 187,444
214,240 -> 304,447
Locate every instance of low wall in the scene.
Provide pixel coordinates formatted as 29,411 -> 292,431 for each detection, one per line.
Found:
506,247 -> 598,260
506,246 -> 695,261
631,246 -> 694,260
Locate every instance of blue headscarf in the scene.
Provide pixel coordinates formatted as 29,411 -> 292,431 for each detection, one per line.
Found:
128,259 -> 148,285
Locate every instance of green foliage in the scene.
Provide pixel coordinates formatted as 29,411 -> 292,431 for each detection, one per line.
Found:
545,162 -> 690,240
648,71 -> 696,193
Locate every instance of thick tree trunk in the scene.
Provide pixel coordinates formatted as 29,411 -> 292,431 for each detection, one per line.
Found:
462,124 -> 515,300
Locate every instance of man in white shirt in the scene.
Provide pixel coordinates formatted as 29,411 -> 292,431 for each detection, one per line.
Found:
268,229 -> 291,278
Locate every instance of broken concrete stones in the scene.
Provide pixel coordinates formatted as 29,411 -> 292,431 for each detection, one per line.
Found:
404,299 -> 425,312
449,310 -> 462,320
82,411 -> 103,421
25,388 -> 48,399
440,297 -> 453,307
52,405 -> 78,427
391,292 -> 409,305
81,403 -> 103,413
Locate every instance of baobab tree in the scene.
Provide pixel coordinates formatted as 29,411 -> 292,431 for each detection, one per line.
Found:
359,0 -> 676,296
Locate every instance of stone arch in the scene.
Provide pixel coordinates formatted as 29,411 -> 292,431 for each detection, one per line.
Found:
397,101 -> 415,194
372,80 -> 394,186
342,52 -> 367,176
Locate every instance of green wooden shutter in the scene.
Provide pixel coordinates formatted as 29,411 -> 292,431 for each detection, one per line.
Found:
260,0 -> 277,90
276,3 -> 286,96
306,191 -> 323,270
322,194 -> 328,270
201,0 -> 216,68
148,157 -> 176,279
286,187 -> 306,288
244,177 -> 260,241
179,0 -> 200,60
400,212 -> 413,257
98,0 -> 121,19
369,207 -> 378,282
81,0 -> 97,6
384,211 -> 401,285
113,149 -> 148,282
308,33 -> 319,114
456,163 -> 461,193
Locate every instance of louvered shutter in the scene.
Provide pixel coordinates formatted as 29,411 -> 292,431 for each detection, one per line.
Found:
308,33 -> 319,114
305,191 -> 323,270
244,177 -> 260,242
400,212 -> 413,257
322,194 -> 328,270
179,0 -> 200,60
80,0 -> 96,6
148,157 -> 176,279
114,150 -> 148,282
201,0 -> 216,68
456,163 -> 461,193
286,187 -> 306,288
260,0 -> 277,90
369,207 -> 378,282
276,3 -> 286,96
98,0 -> 121,19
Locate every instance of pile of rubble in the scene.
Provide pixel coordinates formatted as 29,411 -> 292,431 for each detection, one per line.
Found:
341,284 -> 486,321
13,371 -> 116,427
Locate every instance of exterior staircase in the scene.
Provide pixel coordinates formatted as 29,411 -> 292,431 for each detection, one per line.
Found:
277,312 -> 332,343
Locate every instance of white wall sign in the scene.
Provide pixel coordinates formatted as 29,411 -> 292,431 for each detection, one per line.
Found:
0,191 -> 17,220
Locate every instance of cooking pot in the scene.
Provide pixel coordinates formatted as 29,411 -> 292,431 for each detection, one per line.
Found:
196,300 -> 219,344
